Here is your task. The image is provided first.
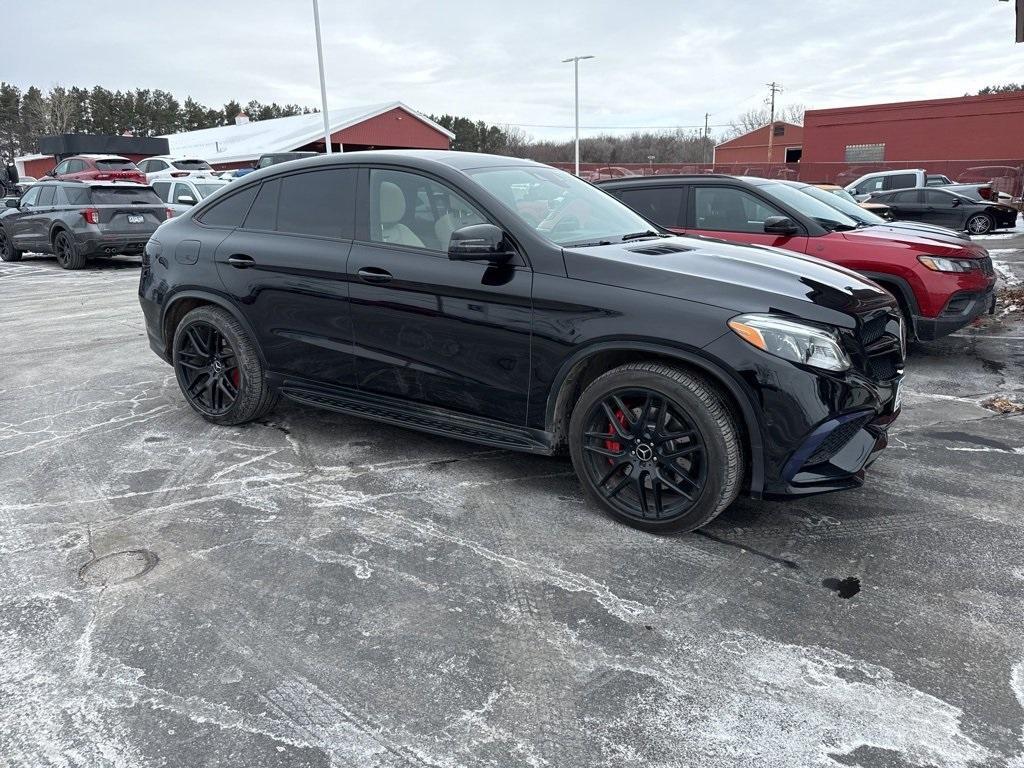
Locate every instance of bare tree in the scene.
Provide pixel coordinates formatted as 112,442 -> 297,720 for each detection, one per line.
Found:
726,103 -> 805,139
46,85 -> 77,134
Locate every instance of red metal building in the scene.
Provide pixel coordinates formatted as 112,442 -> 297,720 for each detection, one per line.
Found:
801,92 -> 1024,163
714,121 -> 804,164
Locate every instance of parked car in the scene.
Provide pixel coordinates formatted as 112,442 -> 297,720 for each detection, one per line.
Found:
139,151 -> 905,535
796,181 -> 971,242
42,155 -> 146,185
255,151 -> 318,170
845,169 -> 994,203
814,183 -> 893,219
137,156 -> 215,182
151,177 -> 231,216
0,180 -> 168,269
15,175 -> 38,194
865,188 -> 1017,235
598,174 -> 996,341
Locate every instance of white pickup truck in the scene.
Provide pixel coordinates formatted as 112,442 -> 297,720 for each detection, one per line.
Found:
845,169 -> 996,203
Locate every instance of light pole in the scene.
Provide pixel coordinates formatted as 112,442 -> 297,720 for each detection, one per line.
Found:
312,0 -> 332,154
562,55 -> 594,176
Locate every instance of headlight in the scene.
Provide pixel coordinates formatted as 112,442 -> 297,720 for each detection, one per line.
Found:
728,314 -> 851,372
917,255 -> 979,272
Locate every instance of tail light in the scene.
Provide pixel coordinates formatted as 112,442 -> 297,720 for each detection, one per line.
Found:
170,171 -> 189,177
165,207 -> 174,220
82,208 -> 100,225
979,186 -> 994,201
94,173 -> 112,180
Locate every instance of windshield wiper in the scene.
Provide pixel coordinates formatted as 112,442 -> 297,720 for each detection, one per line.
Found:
620,230 -> 665,241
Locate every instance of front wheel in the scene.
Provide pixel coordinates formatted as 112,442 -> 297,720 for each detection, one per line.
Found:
172,305 -> 278,425
965,213 -> 993,235
568,362 -> 743,534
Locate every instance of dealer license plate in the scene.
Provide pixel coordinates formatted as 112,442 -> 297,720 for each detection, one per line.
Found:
128,215 -> 145,224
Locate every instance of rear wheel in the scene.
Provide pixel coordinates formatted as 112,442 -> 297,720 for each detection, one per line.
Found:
172,305 -> 278,425
54,231 -> 86,269
569,362 -> 743,534
0,227 -> 22,262
966,213 -> 993,235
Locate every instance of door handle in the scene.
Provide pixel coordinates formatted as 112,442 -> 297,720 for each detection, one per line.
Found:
226,254 -> 255,268
357,267 -> 393,284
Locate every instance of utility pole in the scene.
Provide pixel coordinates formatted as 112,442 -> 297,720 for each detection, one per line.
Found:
766,81 -> 783,164
562,55 -> 595,176
312,0 -> 333,154
703,112 -> 710,164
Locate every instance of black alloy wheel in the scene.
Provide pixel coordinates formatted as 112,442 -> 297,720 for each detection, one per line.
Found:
569,363 -> 742,534
54,231 -> 86,269
579,388 -> 708,523
0,227 -> 21,262
174,321 -> 242,416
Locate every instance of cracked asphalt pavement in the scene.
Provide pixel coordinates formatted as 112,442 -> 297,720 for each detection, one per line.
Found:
1,238 -> 1022,768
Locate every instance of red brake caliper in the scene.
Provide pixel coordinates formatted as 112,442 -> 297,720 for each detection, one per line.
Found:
605,409 -> 629,463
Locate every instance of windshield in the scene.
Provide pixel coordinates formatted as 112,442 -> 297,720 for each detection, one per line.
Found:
466,166 -> 656,246
759,182 -> 861,231
804,186 -> 885,225
194,182 -> 228,199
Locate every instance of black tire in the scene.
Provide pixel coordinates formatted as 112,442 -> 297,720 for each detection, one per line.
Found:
965,213 -> 993,236
54,230 -> 86,269
172,305 -> 278,426
0,226 -> 22,262
569,362 -> 743,534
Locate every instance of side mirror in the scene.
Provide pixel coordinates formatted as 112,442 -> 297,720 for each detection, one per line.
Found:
763,216 -> 799,235
176,195 -> 197,205
447,223 -> 515,263
5,198 -> 19,208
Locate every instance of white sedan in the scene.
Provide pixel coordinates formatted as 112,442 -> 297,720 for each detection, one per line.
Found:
153,177 -> 230,217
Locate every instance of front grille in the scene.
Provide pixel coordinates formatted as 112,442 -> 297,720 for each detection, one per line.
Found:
867,355 -> 899,380
806,414 -> 874,466
854,310 -> 904,383
860,315 -> 888,345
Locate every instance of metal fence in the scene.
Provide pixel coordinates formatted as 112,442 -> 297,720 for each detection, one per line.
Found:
550,160 -> 1024,197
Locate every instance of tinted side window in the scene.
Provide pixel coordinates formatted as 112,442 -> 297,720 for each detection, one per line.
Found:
68,159 -> 88,173
886,173 -> 918,190
855,176 -> 886,195
277,168 -> 356,239
693,186 -> 783,233
65,186 -> 91,205
196,185 -> 258,228
52,161 -> 70,176
243,179 -> 280,230
924,190 -> 955,205
36,186 -> 56,206
616,186 -> 683,228
20,187 -> 41,206
152,181 -> 172,202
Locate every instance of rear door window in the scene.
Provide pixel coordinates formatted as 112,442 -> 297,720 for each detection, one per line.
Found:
924,190 -> 957,206
885,173 -> 918,191
65,186 -> 92,205
90,187 -> 163,205
243,179 -> 280,230
196,185 -> 258,228
276,168 -> 356,239
891,190 -> 922,203
68,159 -> 88,173
616,186 -> 683,228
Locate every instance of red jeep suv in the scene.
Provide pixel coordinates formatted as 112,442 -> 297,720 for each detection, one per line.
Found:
43,155 -> 146,185
599,175 -> 996,340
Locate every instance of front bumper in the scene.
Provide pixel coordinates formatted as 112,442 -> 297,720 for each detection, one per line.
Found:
75,231 -> 156,256
915,287 -> 996,340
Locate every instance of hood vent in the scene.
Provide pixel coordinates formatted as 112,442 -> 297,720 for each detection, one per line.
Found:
627,243 -> 693,255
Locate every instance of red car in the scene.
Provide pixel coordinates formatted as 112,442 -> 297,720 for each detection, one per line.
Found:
599,174 -> 996,340
42,155 -> 146,185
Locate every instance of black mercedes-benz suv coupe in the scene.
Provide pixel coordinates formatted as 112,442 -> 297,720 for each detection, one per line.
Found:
138,151 -> 904,534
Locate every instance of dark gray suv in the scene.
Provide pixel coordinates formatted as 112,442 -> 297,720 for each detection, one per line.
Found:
0,180 -> 168,269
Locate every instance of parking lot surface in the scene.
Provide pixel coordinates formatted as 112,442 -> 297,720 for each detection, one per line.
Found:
1,242 -> 1023,767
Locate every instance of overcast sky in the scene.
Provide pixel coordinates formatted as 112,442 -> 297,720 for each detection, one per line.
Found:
6,0 -> 1024,140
